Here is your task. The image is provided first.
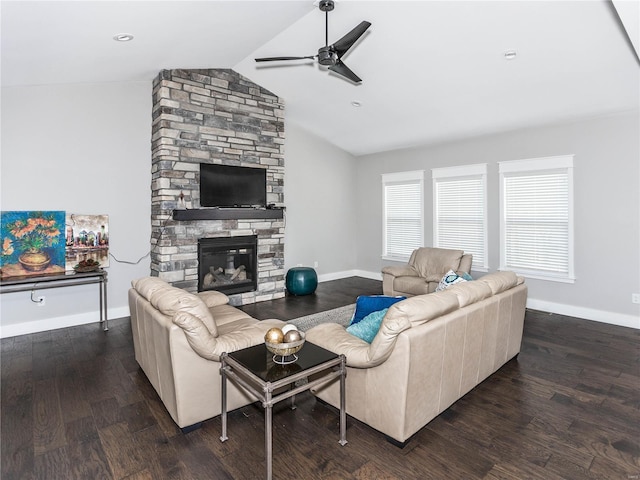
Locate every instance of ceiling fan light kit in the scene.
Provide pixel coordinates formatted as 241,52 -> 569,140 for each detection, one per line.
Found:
255,0 -> 371,83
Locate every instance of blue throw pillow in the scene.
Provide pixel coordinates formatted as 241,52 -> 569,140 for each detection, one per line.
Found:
346,308 -> 389,343
350,295 -> 405,326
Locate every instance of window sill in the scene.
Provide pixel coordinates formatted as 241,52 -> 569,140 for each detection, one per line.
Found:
499,268 -> 576,284
382,255 -> 411,263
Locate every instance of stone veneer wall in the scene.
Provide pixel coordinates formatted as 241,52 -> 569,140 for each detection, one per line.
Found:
150,69 -> 285,305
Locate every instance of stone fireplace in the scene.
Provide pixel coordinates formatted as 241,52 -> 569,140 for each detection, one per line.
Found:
150,69 -> 285,305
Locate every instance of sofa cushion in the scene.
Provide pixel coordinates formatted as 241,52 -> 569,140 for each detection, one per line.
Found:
410,247 -> 464,282
477,271 -> 520,295
149,286 -> 218,336
196,290 -> 230,308
350,295 -> 405,325
448,280 -> 493,308
132,276 -> 171,302
347,308 -> 389,343
209,304 -> 254,328
385,290 -> 460,327
393,276 -> 432,296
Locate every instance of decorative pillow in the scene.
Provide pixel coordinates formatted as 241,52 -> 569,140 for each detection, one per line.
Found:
435,269 -> 469,292
346,308 -> 389,343
350,295 -> 406,326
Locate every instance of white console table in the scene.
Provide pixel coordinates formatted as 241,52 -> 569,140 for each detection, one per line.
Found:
0,269 -> 109,331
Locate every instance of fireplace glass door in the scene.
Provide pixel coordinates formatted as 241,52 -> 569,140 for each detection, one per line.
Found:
198,236 -> 257,295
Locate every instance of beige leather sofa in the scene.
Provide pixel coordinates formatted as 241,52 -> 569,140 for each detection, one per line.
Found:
306,271 -> 527,444
382,247 -> 473,296
128,276 -> 284,430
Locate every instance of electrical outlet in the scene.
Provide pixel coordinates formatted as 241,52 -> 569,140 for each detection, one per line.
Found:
36,296 -> 45,307
632,293 -> 640,304
314,261 -> 319,269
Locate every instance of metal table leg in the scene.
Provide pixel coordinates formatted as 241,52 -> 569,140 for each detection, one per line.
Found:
265,388 -> 273,480
101,274 -> 109,331
220,354 -> 229,442
339,354 -> 347,446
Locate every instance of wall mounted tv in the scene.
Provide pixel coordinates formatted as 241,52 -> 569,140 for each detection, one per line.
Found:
200,164 -> 267,208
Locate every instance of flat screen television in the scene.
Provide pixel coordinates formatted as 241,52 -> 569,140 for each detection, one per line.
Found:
200,164 -> 267,208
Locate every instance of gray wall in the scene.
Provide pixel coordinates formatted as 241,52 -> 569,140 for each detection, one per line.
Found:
1,80 -> 637,335
283,121 -> 358,279
1,82 -> 152,336
354,111 -> 640,327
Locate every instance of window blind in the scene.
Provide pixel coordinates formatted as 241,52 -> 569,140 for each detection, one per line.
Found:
433,164 -> 487,270
499,155 -> 574,282
382,171 -> 424,260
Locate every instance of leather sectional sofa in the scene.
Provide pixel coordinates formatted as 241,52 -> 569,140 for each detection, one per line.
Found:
306,271 -> 527,444
129,270 -> 526,444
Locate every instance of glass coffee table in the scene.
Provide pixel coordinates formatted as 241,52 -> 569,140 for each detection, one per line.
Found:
220,342 -> 347,480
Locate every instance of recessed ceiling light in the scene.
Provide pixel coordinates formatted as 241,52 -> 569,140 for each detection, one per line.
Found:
113,33 -> 134,42
504,50 -> 517,60
351,101 -> 362,107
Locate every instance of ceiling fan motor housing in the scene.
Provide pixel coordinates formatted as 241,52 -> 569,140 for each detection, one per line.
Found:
317,46 -> 337,66
319,0 -> 335,12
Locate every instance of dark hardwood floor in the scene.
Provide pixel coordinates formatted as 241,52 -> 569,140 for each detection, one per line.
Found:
1,277 -> 638,479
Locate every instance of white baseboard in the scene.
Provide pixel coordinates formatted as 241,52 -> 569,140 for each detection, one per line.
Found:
526,298 -> 639,330
318,269 -> 382,283
0,306 -> 131,338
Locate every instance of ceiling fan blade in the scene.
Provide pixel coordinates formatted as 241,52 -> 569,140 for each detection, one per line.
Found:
331,21 -> 371,58
328,60 -> 362,83
255,56 -> 315,62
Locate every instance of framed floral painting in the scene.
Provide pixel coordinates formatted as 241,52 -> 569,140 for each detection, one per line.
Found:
65,213 -> 109,271
0,211 -> 66,278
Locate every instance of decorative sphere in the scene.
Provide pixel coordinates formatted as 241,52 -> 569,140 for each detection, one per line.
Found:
283,329 -> 302,343
281,324 -> 298,335
265,328 -> 284,344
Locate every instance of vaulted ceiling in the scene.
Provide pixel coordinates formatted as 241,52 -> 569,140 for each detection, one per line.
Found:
2,1 -> 638,156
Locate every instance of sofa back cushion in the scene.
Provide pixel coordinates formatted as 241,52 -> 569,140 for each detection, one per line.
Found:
132,276 -> 170,302
448,280 -> 493,308
477,271 -> 520,295
132,276 -> 218,336
384,290 -> 460,327
409,247 -> 464,282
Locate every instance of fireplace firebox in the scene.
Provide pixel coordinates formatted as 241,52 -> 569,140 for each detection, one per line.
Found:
198,236 -> 257,295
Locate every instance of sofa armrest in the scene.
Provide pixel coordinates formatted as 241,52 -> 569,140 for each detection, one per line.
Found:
381,265 -> 418,278
306,324 -> 372,367
306,312 -> 411,369
173,312 -> 284,362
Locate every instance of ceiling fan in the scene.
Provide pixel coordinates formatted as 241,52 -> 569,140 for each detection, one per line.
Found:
255,0 -> 371,83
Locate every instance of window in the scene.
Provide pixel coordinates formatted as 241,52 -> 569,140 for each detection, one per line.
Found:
499,155 -> 574,282
432,164 -> 487,271
382,170 -> 424,261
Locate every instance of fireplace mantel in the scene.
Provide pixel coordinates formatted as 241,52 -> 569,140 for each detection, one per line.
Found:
172,208 -> 284,221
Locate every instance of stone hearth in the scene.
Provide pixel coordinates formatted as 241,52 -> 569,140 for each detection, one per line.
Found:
150,69 -> 285,305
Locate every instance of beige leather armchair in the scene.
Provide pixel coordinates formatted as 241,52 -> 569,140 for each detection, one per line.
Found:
382,247 -> 472,297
